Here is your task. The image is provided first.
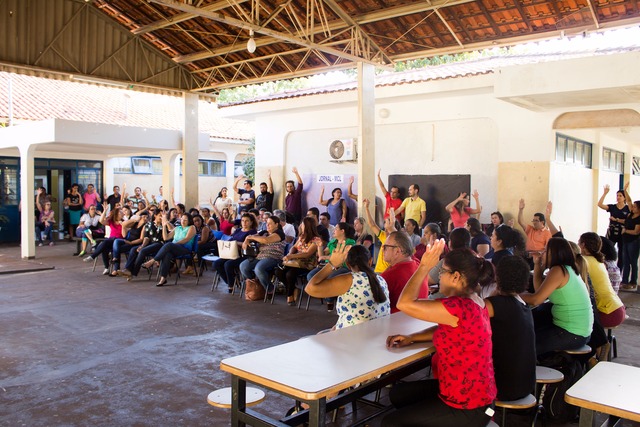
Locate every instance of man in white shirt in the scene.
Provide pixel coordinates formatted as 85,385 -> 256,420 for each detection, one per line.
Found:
273,210 -> 295,244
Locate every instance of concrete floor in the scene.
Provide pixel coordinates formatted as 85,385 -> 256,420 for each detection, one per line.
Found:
1,241 -> 639,427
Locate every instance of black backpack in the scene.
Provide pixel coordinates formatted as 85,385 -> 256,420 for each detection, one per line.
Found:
540,353 -> 584,423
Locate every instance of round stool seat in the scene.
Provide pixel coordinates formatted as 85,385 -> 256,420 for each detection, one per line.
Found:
563,344 -> 591,355
535,366 -> 564,384
495,393 -> 537,409
202,254 -> 220,262
207,387 -> 265,408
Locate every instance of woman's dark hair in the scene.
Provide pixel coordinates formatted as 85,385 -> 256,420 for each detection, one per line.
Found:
180,213 -> 194,226
166,208 -> 177,222
189,208 -> 200,216
241,212 -> 258,230
616,190 -> 625,198
466,218 -> 484,237
267,215 -> 282,230
301,217 -> 320,242
449,227 -> 471,250
493,225 -> 525,253
404,219 -> 420,236
192,214 -> 204,227
425,223 -> 442,236
579,232 -> 605,263
634,200 -> 640,211
495,255 -> 530,294
331,187 -> 342,198
346,245 -> 387,304
443,248 -> 495,293
599,236 -> 617,262
122,206 -> 132,217
546,237 -> 579,277
159,200 -> 169,211
337,222 -> 356,240
491,211 -> 504,223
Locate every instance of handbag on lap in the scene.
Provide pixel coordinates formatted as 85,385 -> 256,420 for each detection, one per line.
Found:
217,240 -> 239,259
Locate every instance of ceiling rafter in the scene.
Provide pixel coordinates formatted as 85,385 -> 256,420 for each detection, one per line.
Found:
149,0 -> 392,68
169,0 -> 478,64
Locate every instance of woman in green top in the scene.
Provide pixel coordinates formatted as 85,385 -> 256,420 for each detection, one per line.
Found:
521,237 -> 594,357
143,213 -> 196,287
306,222 -> 357,311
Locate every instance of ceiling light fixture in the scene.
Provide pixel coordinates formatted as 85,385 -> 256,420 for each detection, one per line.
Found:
247,30 -> 257,53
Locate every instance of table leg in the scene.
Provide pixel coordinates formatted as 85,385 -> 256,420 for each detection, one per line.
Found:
307,397 -> 327,427
578,407 -> 596,427
231,375 -> 247,427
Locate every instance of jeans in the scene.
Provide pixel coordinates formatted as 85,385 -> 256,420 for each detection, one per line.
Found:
274,266 -> 310,297
112,239 -> 134,271
35,222 -> 53,243
213,257 -> 245,288
622,238 -> 640,284
130,243 -> 163,276
91,238 -> 116,269
154,243 -> 191,278
382,379 -> 493,427
240,257 -> 281,290
122,244 -> 142,272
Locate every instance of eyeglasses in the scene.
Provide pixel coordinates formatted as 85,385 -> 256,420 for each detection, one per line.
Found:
438,266 -> 454,277
382,244 -> 398,251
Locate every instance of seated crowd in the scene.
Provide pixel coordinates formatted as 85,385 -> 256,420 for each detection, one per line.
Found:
72,169 -> 631,426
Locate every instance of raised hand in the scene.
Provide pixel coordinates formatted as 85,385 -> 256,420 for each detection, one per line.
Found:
328,241 -> 351,268
292,167 -> 298,174
419,238 -> 446,270
603,184 -> 610,194
349,176 -> 354,184
363,198 -> 370,208
519,199 -> 525,210
546,201 -> 553,217
472,189 -> 479,199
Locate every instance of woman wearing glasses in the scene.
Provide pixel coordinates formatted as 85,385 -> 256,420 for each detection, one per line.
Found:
383,242 -> 496,427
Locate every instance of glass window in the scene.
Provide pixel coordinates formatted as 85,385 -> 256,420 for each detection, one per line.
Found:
113,157 -> 133,174
602,148 -> 624,173
555,133 -> 592,169
198,161 -> 208,175
152,159 -> 163,174
210,161 -> 225,177
132,158 -> 153,174
633,156 -> 640,176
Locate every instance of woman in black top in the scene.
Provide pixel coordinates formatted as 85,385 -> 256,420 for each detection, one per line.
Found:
620,183 -> 640,291
598,184 -> 630,269
485,255 -> 536,401
490,224 -> 525,267
120,211 -> 165,279
111,211 -> 148,276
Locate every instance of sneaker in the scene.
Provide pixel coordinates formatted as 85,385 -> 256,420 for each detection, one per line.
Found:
78,251 -> 86,257
620,283 -> 638,292
38,242 -> 43,247
83,255 -> 94,262
49,242 -> 54,246
91,240 -> 97,248
102,268 -> 110,276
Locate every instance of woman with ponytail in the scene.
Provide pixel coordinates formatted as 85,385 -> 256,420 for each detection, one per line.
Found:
306,243 -> 390,330
578,232 -> 626,328
490,224 -> 525,267
382,244 -> 496,427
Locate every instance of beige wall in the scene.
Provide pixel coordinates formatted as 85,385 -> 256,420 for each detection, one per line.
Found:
497,161 -> 550,227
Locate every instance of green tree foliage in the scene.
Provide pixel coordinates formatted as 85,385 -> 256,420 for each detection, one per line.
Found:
242,139 -> 255,182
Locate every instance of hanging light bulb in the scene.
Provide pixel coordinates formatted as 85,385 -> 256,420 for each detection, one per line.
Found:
247,30 -> 257,53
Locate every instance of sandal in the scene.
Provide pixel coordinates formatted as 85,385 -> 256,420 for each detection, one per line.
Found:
142,259 -> 156,269
156,278 -> 167,287
620,283 -> 637,292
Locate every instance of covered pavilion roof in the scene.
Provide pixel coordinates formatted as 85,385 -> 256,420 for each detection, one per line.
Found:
1,0 -> 640,95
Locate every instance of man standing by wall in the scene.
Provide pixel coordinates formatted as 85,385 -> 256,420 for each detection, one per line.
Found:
285,167 -> 303,223
255,170 -> 274,212
395,183 -> 427,227
234,175 -> 255,214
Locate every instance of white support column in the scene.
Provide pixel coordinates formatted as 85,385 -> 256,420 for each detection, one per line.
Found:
357,62 -> 376,216
19,144 -> 36,259
160,152 -> 180,205
227,152 -> 237,199
182,92 -> 199,208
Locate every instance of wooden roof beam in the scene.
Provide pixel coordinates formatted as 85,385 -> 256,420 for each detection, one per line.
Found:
132,0 -> 249,35
171,0 -> 477,63
150,0 -> 391,68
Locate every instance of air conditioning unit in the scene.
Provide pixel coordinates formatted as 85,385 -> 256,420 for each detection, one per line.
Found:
328,138 -> 357,162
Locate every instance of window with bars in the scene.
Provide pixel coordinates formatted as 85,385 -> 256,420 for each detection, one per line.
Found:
602,148 -> 625,173
555,134 -> 592,168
